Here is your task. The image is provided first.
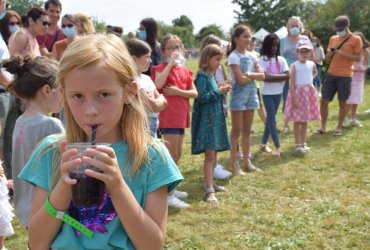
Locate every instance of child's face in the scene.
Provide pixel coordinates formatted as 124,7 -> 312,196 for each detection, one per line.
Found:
208,54 -> 222,72
63,64 -> 126,143
134,52 -> 151,73
271,39 -> 279,56
234,30 -> 251,49
164,39 -> 182,58
297,48 -> 310,60
48,88 -> 63,113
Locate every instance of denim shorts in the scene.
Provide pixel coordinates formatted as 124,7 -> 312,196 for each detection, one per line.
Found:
229,83 -> 259,111
159,128 -> 185,135
148,116 -> 159,138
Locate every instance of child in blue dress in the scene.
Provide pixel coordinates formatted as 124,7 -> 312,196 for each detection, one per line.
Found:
191,44 -> 232,204
19,34 -> 183,250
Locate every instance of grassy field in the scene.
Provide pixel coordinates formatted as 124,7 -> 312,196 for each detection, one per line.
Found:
6,59 -> 370,249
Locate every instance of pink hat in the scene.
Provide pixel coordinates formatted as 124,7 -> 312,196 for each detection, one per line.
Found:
296,39 -> 313,50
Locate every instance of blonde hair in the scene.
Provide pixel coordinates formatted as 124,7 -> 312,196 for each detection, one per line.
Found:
57,33 -> 154,175
160,33 -> 184,52
198,44 -> 223,71
74,13 -> 95,35
287,16 -> 305,34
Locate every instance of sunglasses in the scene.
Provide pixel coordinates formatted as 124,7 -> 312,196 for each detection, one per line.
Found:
40,21 -> 50,26
61,24 -> 74,28
9,21 -> 20,26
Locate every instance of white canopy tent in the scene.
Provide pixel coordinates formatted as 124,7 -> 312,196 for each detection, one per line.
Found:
274,26 -> 288,38
252,28 -> 270,41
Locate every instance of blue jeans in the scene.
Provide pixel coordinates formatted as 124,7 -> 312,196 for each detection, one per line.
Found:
261,94 -> 281,148
314,64 -> 322,89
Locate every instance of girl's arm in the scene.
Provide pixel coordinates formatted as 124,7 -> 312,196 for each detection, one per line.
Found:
229,64 -> 254,85
153,51 -> 179,89
289,64 -> 298,108
194,75 -> 221,104
162,81 -> 198,99
142,89 -> 168,113
28,142 -> 79,249
264,71 -> 290,82
85,146 -> 169,250
312,63 -> 318,78
9,31 -> 28,56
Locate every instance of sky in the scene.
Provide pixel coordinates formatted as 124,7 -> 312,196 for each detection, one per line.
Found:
61,0 -> 240,34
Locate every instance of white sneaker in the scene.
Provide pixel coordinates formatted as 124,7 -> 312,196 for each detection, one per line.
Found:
168,195 -> 190,208
365,109 -> 370,114
173,189 -> 188,199
213,163 -> 232,180
342,117 -> 348,127
350,119 -> 363,128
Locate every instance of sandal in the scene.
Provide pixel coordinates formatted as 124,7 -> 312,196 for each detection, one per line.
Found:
283,125 -> 289,133
333,130 -> 343,136
204,188 -> 218,204
260,144 -> 272,153
213,184 -> 229,192
272,148 -> 282,157
314,129 -> 325,134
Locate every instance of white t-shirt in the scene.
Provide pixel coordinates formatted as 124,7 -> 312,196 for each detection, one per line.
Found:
137,74 -> 159,117
258,56 -> 289,95
228,50 -> 258,85
293,60 -> 316,86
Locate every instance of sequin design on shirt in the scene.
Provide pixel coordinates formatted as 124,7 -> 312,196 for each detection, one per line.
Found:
68,192 -> 117,235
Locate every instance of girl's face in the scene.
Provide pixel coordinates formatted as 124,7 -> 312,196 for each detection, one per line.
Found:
271,39 -> 279,56
61,16 -> 74,29
297,48 -> 310,61
164,39 -> 181,58
63,64 -> 126,144
288,20 -> 300,29
234,29 -> 251,50
133,52 -> 151,73
48,87 -> 63,113
208,54 -> 222,72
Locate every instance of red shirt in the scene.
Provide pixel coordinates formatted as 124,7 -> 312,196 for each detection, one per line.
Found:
36,29 -> 65,52
151,63 -> 193,128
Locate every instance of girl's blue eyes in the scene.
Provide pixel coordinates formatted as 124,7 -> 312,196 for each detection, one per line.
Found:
71,93 -> 110,99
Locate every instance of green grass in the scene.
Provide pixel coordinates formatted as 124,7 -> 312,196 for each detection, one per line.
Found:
6,59 -> 370,249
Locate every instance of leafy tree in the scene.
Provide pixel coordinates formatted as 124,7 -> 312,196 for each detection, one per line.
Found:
7,0 -> 44,15
196,24 -> 225,44
91,16 -> 106,33
172,15 -> 194,33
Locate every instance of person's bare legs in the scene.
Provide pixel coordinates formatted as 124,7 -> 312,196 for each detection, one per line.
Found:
230,111 -> 243,165
301,122 -> 308,144
337,100 -> 347,132
241,110 -> 254,167
293,122 -> 301,145
257,102 -> 266,124
162,133 -> 181,163
320,99 -> 330,132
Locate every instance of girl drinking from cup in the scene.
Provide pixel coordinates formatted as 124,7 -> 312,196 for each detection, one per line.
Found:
19,34 -> 183,250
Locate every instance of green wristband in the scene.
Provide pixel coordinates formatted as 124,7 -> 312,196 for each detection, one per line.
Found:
44,197 -> 94,238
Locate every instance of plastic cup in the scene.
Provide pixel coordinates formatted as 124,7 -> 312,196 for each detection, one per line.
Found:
68,143 -> 108,207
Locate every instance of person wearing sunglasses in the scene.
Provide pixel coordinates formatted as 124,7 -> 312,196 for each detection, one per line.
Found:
51,14 -> 78,61
36,0 -> 65,58
0,10 -> 22,45
8,7 -> 49,57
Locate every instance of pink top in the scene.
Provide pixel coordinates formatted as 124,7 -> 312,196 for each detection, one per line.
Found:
36,28 -> 65,52
151,63 -> 193,128
9,28 -> 41,57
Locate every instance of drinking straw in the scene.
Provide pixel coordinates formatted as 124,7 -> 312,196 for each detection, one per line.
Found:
91,125 -> 97,145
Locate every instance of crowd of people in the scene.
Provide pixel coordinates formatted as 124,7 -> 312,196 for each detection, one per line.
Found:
0,0 -> 369,248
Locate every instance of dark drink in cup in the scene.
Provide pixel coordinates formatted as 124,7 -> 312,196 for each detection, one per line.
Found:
68,143 -> 108,207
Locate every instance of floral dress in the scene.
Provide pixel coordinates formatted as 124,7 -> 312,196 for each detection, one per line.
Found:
191,70 -> 230,154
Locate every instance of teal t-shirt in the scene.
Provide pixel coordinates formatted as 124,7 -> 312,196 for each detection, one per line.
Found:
19,134 -> 183,250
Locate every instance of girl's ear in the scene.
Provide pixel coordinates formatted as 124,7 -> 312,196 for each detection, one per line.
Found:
124,81 -> 138,104
41,84 -> 52,96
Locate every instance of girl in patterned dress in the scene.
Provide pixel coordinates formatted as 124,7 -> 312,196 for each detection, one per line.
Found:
191,44 -> 232,204
284,39 -> 321,153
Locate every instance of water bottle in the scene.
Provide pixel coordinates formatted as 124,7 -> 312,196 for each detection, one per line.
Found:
175,54 -> 186,66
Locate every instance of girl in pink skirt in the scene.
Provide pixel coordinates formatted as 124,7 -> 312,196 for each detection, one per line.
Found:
285,39 -> 321,153
345,32 -> 369,127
